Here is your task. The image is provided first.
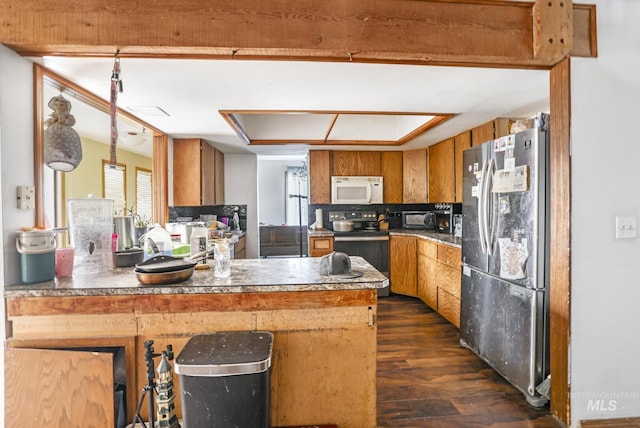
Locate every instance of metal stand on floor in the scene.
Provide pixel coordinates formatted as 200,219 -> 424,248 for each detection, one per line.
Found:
131,340 -> 174,428
288,193 -> 308,257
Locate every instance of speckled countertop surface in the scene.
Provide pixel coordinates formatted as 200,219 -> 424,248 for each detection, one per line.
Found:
309,228 -> 461,248
389,229 -> 461,247
4,256 -> 388,298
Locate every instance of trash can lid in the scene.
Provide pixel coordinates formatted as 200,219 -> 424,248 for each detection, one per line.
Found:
175,331 -> 273,377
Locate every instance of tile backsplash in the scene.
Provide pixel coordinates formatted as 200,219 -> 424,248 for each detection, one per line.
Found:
169,205 -> 247,231
308,203 -> 455,229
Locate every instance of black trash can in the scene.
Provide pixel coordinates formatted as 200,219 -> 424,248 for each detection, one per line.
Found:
175,331 -> 273,428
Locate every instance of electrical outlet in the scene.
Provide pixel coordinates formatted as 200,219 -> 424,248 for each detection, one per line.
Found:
615,216 -> 637,239
17,185 -> 35,210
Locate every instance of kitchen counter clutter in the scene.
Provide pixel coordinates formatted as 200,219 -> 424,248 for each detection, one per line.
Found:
5,256 -> 384,427
4,256 -> 387,297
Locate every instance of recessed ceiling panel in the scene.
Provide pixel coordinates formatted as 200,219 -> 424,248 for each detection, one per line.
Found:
220,110 -> 453,145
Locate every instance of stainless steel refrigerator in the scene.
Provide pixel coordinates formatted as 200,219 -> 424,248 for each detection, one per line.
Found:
460,123 -> 550,407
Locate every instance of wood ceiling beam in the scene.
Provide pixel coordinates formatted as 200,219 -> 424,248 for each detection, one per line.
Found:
0,0 -> 596,67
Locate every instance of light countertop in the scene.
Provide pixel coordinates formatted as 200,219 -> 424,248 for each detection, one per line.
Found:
308,228 -> 461,248
4,256 -> 388,298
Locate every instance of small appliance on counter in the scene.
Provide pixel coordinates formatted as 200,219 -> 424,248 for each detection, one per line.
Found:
16,229 -> 56,284
433,203 -> 462,234
401,211 -> 436,230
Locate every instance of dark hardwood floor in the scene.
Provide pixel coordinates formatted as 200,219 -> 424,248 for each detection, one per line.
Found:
376,294 -> 564,428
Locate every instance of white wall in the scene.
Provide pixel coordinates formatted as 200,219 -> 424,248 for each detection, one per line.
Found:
570,1 -> 640,424
257,158 -> 289,225
225,154 -> 259,258
257,157 -> 307,226
0,44 -> 36,428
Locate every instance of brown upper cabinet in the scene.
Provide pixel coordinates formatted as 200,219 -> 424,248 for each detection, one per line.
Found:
331,151 -> 381,176
308,150 -> 331,204
471,118 -> 515,146
454,131 -> 471,203
428,138 -> 455,203
381,151 -> 403,204
403,149 -> 428,203
309,150 -> 402,204
173,138 -> 224,206
309,117 -> 515,206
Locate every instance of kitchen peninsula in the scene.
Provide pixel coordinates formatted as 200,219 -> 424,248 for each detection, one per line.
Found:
4,257 -> 387,428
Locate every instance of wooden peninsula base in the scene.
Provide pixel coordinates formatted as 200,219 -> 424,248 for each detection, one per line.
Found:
5,289 -> 378,427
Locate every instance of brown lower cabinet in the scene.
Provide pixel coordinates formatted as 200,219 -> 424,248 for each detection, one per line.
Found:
234,234 -> 246,259
5,290 -> 376,427
391,234 -> 462,327
309,235 -> 334,257
389,235 -> 417,296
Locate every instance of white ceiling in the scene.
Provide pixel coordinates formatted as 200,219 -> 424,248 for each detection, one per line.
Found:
36,56 -> 550,158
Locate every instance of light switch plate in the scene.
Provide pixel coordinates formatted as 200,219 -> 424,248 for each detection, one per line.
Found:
17,185 -> 35,210
615,216 -> 637,239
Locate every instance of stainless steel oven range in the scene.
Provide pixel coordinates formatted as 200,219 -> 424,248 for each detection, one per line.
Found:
329,210 -> 390,297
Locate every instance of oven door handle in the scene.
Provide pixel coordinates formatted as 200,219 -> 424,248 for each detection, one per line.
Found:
334,236 -> 389,242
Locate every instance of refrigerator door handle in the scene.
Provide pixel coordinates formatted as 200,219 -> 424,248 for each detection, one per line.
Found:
527,294 -> 539,396
478,160 -> 488,254
484,158 -> 496,256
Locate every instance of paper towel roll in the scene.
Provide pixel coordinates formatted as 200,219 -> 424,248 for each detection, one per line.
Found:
315,208 -> 323,229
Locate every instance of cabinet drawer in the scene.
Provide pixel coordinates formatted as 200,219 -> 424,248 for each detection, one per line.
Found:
309,237 -> 334,257
436,263 -> 461,298
417,239 -> 437,259
437,289 -> 460,328
437,245 -> 461,268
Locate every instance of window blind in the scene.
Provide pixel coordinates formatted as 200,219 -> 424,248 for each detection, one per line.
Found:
136,168 -> 153,222
103,162 -> 126,214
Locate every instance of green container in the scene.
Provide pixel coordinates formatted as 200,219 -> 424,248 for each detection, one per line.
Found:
19,250 -> 55,284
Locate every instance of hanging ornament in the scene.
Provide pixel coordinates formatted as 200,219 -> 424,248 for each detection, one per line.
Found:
109,53 -> 123,167
43,94 -> 83,172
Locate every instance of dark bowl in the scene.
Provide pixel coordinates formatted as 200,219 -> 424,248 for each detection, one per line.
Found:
113,248 -> 144,267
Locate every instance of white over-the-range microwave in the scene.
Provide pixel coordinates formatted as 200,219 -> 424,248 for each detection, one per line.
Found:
331,176 -> 383,204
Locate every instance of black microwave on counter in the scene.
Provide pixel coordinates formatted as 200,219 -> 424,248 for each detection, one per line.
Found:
401,211 -> 436,230
402,205 -> 461,233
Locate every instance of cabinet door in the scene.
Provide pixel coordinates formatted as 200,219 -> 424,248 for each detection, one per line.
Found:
417,253 -> 437,309
454,131 -> 471,203
428,138 -> 455,203
471,121 -> 495,147
381,151 -> 403,203
214,148 -> 225,205
494,118 -> 515,138
390,236 -> 417,296
308,150 -> 331,204
331,151 -> 381,176
402,149 -> 428,203
201,141 -> 216,205
417,239 -> 438,308
437,288 -> 461,328
173,138 -> 203,206
234,235 -> 246,259
5,348 -> 115,427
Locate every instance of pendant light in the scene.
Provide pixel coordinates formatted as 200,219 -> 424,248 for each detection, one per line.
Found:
43,94 -> 83,172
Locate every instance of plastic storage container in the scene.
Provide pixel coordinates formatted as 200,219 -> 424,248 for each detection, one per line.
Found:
189,225 -> 208,259
143,224 -> 172,260
16,230 -> 56,284
67,198 -> 114,274
175,331 -> 273,428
